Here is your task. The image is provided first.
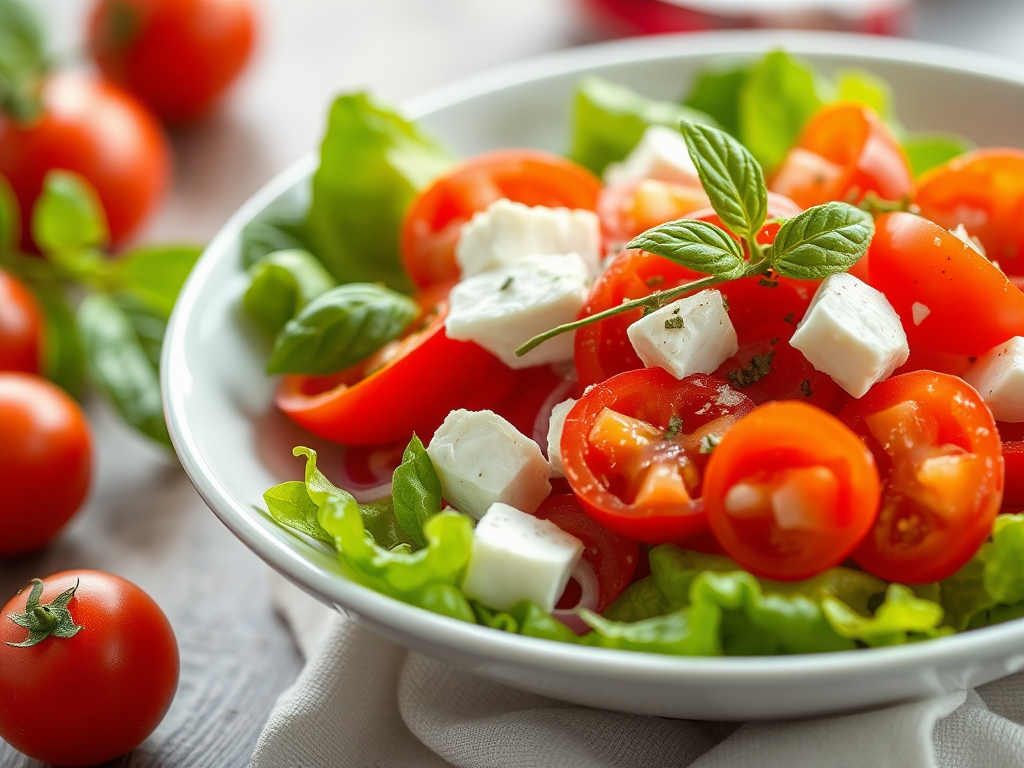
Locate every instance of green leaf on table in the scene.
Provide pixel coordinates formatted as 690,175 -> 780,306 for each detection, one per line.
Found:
241,208 -> 312,270
110,244 -> 203,318
0,0 -> 47,121
0,172 -> 19,252
903,133 -> 974,177
77,293 -> 169,446
627,219 -> 746,279
568,76 -> 716,176
683,63 -> 750,138
32,170 -> 109,260
243,248 -> 337,338
267,282 -> 418,375
305,92 -> 455,291
391,435 -> 443,549
112,292 -> 167,368
767,202 -> 874,280
681,121 -> 767,242
29,281 -> 86,397
738,50 -> 827,173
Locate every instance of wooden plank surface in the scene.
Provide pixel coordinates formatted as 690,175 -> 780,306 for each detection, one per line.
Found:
4,0 -> 1024,765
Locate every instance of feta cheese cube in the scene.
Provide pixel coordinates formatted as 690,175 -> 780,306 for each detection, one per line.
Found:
625,289 -> 738,380
445,253 -> 590,369
426,409 -> 551,519
790,273 -> 909,398
604,125 -> 701,188
461,502 -> 583,612
964,336 -> 1024,422
545,398 -> 577,478
456,199 -> 601,278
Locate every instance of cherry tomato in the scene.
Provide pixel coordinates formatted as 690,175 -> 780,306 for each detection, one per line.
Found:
0,373 -> 92,555
0,72 -> 170,250
561,368 -> 754,545
770,102 -> 914,210
868,212 -> 1024,356
915,149 -> 1024,275
703,401 -> 881,582
534,494 -> 639,612
400,149 -> 602,288
1000,420 -> 1024,508
597,177 -> 709,252
0,268 -> 43,374
840,371 -> 1003,584
0,571 -> 178,766
89,0 -> 257,124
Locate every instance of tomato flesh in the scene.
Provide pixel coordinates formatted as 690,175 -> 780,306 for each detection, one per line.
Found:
597,177 -> 709,253
840,371 -> 1003,584
703,401 -> 881,581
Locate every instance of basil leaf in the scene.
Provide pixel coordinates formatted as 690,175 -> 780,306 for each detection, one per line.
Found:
682,63 -> 750,138
112,244 -> 203,318
391,435 -> 443,549
306,93 -> 455,291
264,480 -> 332,544
112,292 -> 166,368
628,220 -> 745,279
569,76 -> 716,176
29,281 -> 86,397
267,283 -> 418,375
78,293 -> 169,446
241,208 -> 311,270
681,121 -> 767,242
903,133 -> 974,177
0,0 -> 46,121
244,248 -> 337,338
739,50 -> 826,173
31,170 -> 109,258
768,202 -> 874,280
0,172 -> 19,252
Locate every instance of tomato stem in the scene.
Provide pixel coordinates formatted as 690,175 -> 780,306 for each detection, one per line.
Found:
5,578 -> 82,648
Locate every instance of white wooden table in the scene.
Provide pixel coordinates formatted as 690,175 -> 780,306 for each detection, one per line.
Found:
2,0 -> 1023,764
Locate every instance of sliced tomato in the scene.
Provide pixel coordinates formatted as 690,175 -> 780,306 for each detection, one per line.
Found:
574,193 -> 802,388
561,368 -> 754,545
597,177 -> 709,253
998,421 -> 1024,508
868,212 -> 1024,356
702,401 -> 880,581
769,102 -> 914,209
534,494 -> 638,612
840,371 -> 1003,584
277,289 -> 516,445
915,149 -> 1024,276
400,149 -> 602,288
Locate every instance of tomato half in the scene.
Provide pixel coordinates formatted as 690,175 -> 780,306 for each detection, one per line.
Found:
534,494 -> 638,612
915,149 -> 1024,276
840,371 -> 1003,584
996,421 -> 1024,508
0,571 -> 178,766
770,102 -> 914,210
561,368 -> 754,544
89,0 -> 257,124
703,401 -> 881,581
574,193 -> 802,388
0,268 -> 43,374
400,149 -> 602,288
597,177 -> 709,252
0,73 -> 170,251
0,373 -> 92,555
868,212 -> 1024,356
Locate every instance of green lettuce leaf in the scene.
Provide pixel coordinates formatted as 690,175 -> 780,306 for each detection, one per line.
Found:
474,601 -> 581,644
568,76 -> 716,176
942,513 -> 1024,630
305,92 -> 455,291
683,63 -> 750,138
903,133 -> 974,177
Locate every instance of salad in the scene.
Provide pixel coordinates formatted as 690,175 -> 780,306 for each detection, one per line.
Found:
242,50 -> 1024,657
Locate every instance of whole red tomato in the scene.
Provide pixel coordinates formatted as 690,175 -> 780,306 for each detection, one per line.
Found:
0,72 -> 170,251
0,373 -> 92,555
89,0 -> 257,124
0,269 -> 43,374
0,571 -> 179,766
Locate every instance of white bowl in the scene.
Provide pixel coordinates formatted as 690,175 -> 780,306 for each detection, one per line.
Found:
163,30 -> 1024,721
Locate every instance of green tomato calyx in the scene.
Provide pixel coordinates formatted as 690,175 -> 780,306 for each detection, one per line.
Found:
5,578 -> 83,648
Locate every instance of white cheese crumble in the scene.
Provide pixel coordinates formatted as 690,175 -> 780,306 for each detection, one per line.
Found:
545,398 -> 577,478
964,336 -> 1024,422
604,125 -> 701,188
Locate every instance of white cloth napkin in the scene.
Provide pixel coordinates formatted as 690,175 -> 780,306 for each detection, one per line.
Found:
251,575 -> 1024,768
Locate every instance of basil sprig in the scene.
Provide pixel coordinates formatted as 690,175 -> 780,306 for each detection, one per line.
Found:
267,283 -> 418,375
516,121 -> 874,358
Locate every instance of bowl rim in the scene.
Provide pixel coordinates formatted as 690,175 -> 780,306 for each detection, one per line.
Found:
163,28 -> 1024,686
